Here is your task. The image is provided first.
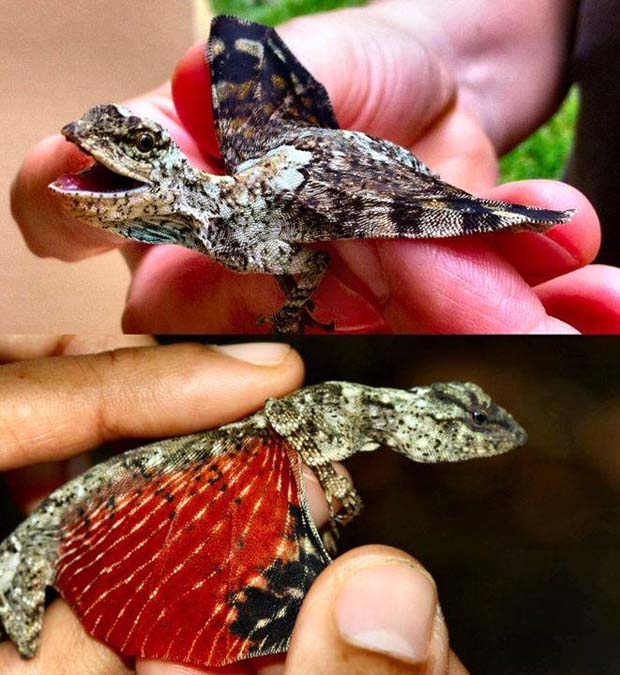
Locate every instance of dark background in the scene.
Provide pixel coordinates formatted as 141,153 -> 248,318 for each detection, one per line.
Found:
200,336 -> 620,675
3,336 -> 620,674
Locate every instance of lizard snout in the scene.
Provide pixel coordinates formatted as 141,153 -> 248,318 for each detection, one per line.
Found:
61,121 -> 79,141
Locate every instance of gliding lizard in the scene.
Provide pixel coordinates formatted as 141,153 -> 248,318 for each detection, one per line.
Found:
50,16 -> 573,332
0,380 -> 526,669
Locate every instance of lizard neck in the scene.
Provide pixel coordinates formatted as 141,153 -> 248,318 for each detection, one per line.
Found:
266,381 -> 526,466
172,166 -> 238,245
264,382 -> 433,463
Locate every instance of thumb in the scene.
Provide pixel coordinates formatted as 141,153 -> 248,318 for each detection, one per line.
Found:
284,545 -> 467,675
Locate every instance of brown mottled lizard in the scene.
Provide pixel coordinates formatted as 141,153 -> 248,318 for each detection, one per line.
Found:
50,16 -> 573,333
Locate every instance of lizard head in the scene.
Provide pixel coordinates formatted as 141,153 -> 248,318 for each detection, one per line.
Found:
49,104 -> 209,246
380,381 -> 527,462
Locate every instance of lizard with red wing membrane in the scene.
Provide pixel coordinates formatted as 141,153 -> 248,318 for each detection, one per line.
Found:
0,381 -> 526,670
50,15 -> 573,333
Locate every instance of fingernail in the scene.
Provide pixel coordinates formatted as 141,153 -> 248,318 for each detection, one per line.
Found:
213,342 -> 291,366
335,562 -> 437,664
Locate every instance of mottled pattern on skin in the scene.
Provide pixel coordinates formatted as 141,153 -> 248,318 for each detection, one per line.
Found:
0,381 -> 526,668
50,16 -> 573,332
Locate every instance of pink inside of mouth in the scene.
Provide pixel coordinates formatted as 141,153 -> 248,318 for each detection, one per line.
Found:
53,162 -> 145,193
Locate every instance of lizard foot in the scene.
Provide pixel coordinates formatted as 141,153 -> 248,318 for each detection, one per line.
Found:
258,304 -> 336,334
320,485 -> 362,556
334,489 -> 364,525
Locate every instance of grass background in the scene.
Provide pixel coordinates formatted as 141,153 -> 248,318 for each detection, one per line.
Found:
209,0 -> 578,183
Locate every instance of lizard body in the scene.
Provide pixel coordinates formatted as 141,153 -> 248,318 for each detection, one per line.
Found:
0,380 -> 525,669
50,16 -> 573,333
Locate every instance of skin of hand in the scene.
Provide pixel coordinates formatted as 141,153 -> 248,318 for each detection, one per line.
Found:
0,338 -> 467,675
11,1 -> 620,334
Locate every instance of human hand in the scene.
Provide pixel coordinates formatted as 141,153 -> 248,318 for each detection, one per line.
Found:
0,338 -> 468,674
11,3 -> 620,333
0,337 -> 303,673
141,546 -> 467,675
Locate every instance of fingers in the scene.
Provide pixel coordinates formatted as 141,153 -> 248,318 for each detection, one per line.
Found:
279,9 -> 456,145
171,41 -> 219,160
0,342 -> 303,470
372,177 -> 602,334
1,336 -> 159,511
0,335 -> 156,363
0,602 -> 130,675
283,545 -> 463,675
482,180 -> 600,285
374,237 -> 574,334
0,339 -> 161,506
535,264 -> 620,334
121,244 -> 387,334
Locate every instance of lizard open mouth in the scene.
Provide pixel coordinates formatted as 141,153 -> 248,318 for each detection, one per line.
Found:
52,160 -> 147,195
50,120 -> 150,197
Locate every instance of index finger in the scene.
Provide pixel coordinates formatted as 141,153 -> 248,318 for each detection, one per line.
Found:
0,335 -> 156,363
0,342 -> 303,471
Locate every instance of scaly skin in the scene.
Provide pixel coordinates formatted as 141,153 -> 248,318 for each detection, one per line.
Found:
49,17 -> 573,334
0,380 -> 525,667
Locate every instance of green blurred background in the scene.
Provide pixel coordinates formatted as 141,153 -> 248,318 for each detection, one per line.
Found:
209,0 -> 579,184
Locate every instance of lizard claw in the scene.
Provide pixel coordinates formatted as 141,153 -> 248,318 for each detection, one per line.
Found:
295,305 -> 336,333
258,304 -> 336,334
321,524 -> 340,557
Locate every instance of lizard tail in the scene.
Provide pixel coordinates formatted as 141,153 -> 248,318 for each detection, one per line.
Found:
390,195 -> 575,239
0,527 -> 53,658
470,197 -> 575,233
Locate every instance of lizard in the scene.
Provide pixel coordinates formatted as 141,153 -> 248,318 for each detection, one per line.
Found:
49,16 -> 574,334
0,380 -> 526,670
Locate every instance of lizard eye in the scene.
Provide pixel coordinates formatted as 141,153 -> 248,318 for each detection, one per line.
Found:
135,132 -> 155,153
472,411 -> 488,426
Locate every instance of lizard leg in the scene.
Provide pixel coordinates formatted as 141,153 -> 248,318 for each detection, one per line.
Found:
251,243 -> 332,334
310,461 -> 364,542
211,239 -> 332,333
268,245 -> 332,334
309,462 -> 363,554
274,274 -> 333,332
